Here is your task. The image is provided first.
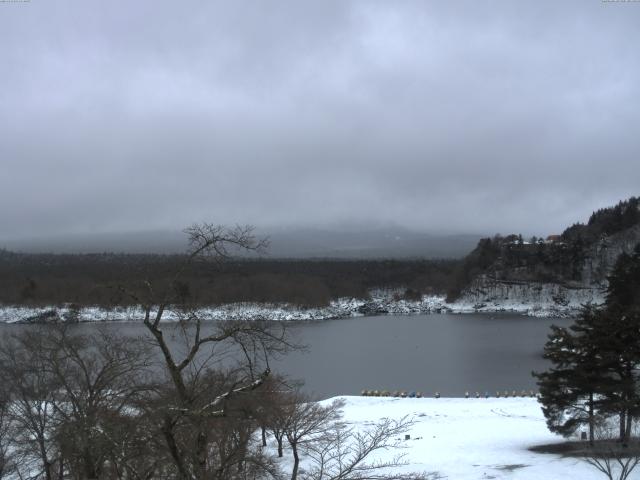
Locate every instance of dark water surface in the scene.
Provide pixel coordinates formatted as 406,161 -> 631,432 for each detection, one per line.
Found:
278,313 -> 571,398
0,313 -> 570,399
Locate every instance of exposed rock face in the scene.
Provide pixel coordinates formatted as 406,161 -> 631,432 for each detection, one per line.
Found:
581,223 -> 640,286
453,276 -> 605,316
455,224 -> 640,316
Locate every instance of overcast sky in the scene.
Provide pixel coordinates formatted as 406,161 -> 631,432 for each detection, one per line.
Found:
1,0 -> 639,241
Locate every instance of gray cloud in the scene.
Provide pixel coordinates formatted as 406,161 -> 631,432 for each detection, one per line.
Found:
1,0 -> 639,242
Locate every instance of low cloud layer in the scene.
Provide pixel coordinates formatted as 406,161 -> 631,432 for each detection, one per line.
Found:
1,0 -> 639,241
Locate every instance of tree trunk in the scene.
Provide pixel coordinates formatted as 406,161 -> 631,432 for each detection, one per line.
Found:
291,443 -> 299,480
262,426 -> 267,447
237,434 -> 248,474
83,446 -> 98,480
44,461 -> 53,480
277,437 -> 283,458
38,437 -> 52,480
43,461 -> 52,480
195,430 -> 208,480
620,409 -> 627,442
162,415 -> 191,480
588,393 -> 594,446
57,455 -> 64,480
145,323 -> 189,399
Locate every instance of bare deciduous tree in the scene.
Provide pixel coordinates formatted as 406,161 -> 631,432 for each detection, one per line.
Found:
0,327 -> 61,480
0,394 -> 16,480
281,394 -> 344,480
116,224 -> 296,480
303,415 -> 438,480
43,324 -> 154,480
0,323 -> 156,480
582,423 -> 640,480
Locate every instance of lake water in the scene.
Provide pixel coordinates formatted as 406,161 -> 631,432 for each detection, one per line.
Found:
278,313 -> 570,398
0,313 -> 570,399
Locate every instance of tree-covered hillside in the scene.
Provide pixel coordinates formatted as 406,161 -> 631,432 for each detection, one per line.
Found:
562,197 -> 640,243
447,196 -> 640,301
0,251 -> 457,308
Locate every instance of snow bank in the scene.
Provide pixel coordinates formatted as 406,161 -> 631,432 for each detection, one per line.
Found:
1,284 -> 596,323
305,396 -> 604,480
0,289 -> 447,323
0,287 -> 585,323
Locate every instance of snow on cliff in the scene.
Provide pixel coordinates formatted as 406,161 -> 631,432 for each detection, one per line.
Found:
451,276 -> 604,318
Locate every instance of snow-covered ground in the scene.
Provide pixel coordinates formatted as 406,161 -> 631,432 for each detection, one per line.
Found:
302,396 -> 608,480
0,287 -> 587,323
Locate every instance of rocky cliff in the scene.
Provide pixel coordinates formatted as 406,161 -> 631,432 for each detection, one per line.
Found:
454,222 -> 640,316
452,276 -> 604,317
580,223 -> 640,286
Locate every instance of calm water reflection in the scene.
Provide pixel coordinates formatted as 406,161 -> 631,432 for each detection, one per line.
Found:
0,313 -> 570,399
277,313 -> 571,398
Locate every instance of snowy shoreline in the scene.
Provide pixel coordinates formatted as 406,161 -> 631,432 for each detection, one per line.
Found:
0,288 -> 583,323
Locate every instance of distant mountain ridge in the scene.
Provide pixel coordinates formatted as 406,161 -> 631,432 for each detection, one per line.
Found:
1,228 -> 481,259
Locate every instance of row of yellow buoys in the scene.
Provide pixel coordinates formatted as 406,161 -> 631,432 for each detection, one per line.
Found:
361,389 -> 538,398
361,390 -> 425,398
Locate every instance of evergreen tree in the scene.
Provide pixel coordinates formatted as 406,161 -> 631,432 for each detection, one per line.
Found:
593,245 -> 640,442
534,309 -> 605,445
605,245 -> 640,314
535,243 -> 640,443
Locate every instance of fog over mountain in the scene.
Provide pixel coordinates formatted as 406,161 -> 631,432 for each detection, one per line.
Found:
1,1 -> 639,245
